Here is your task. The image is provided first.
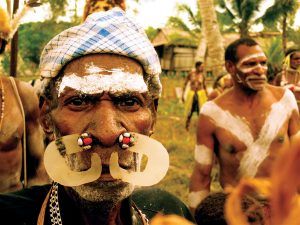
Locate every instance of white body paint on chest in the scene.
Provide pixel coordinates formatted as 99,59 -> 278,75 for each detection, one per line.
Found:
58,65 -> 148,97
201,89 -> 297,178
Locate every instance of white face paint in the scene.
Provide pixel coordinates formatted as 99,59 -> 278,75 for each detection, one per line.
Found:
188,190 -> 209,208
236,53 -> 268,91
200,89 -> 298,178
236,53 -> 267,68
58,64 -> 148,97
244,75 -> 268,91
195,145 -> 213,165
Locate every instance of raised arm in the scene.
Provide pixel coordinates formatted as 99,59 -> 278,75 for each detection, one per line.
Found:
17,80 -> 49,186
189,112 -> 215,213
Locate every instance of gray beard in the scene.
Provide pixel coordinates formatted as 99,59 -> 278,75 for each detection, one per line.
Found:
70,180 -> 134,203
64,181 -> 134,225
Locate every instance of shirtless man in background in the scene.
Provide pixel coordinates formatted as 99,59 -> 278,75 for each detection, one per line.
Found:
0,35 -> 49,192
189,38 -> 300,212
182,61 -> 207,130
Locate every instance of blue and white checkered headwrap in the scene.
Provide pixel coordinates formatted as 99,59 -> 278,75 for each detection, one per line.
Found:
39,7 -> 162,98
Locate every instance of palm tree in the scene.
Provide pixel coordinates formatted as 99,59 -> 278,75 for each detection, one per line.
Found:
263,37 -> 284,81
262,0 -> 299,52
198,0 -> 225,78
217,0 -> 271,38
6,0 -> 11,15
166,3 -> 205,61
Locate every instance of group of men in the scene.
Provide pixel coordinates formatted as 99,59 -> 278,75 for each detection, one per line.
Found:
0,5 -> 299,225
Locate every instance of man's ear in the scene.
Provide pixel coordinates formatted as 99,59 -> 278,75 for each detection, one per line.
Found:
149,99 -> 159,133
225,60 -> 236,75
40,99 -> 55,141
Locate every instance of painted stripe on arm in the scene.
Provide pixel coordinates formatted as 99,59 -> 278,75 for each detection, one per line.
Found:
195,144 -> 213,165
188,190 -> 210,208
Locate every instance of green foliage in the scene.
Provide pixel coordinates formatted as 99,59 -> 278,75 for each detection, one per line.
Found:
0,53 -> 10,74
262,0 -> 298,27
145,26 -> 159,41
18,20 -> 77,66
166,3 -> 201,44
263,37 -> 284,80
168,33 -> 198,46
288,27 -> 300,44
218,0 -> 266,37
41,0 -> 68,20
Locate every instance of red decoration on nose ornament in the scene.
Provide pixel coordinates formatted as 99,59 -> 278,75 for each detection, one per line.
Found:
118,132 -> 135,149
78,133 -> 93,151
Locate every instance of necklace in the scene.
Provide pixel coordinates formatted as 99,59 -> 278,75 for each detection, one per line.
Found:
49,182 -> 149,225
49,182 -> 63,225
0,77 -> 4,132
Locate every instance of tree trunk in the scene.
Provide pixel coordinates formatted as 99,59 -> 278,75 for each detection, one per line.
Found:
6,0 -> 11,16
195,29 -> 207,63
198,0 -> 225,85
10,0 -> 19,77
282,14 -> 287,53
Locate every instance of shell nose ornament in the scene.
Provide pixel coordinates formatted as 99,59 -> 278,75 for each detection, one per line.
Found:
118,132 -> 135,149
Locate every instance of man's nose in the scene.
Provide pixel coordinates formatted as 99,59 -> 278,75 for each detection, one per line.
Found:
254,64 -> 267,75
91,101 -> 126,147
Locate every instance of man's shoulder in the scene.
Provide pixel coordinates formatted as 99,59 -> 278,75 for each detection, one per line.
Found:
265,84 -> 291,100
0,184 -> 51,225
132,187 -> 195,223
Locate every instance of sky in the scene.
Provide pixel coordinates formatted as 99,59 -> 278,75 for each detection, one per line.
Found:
0,0 -> 299,30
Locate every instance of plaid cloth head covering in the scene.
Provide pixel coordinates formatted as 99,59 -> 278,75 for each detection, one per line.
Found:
39,7 -> 161,98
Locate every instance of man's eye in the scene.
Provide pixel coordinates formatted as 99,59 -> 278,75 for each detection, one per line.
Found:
260,61 -> 267,66
116,97 -> 142,111
70,98 -> 85,106
65,96 -> 94,110
245,62 -> 257,67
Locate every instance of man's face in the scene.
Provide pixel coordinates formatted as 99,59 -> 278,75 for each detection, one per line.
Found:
44,54 -> 156,203
233,45 -> 268,91
196,63 -> 204,73
290,51 -> 300,70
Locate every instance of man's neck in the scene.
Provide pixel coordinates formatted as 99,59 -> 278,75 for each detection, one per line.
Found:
80,202 -> 122,225
232,84 -> 266,105
64,187 -> 131,225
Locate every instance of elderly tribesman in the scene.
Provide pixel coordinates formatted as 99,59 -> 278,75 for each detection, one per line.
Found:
189,38 -> 300,213
0,8 -> 194,225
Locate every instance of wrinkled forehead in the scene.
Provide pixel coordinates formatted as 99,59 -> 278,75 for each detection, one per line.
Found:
58,54 -> 147,97
237,52 -> 267,68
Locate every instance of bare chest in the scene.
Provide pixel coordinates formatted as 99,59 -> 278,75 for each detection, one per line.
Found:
0,85 -> 23,152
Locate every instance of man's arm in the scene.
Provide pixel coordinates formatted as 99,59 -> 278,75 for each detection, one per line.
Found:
17,80 -> 50,186
182,72 -> 191,102
189,113 -> 215,213
287,88 -> 300,139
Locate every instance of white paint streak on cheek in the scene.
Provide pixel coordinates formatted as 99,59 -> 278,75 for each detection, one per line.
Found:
58,73 -> 148,97
194,144 -> 213,165
188,190 -> 209,208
